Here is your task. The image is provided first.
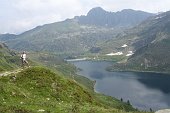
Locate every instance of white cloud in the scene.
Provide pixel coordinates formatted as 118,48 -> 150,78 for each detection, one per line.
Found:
0,0 -> 170,34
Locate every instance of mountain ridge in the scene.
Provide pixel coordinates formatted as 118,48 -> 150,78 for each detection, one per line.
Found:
0,7 -> 154,54
75,7 -> 154,28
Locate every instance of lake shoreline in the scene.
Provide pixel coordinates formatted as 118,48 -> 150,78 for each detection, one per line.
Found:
107,69 -> 170,75
68,59 -> 170,75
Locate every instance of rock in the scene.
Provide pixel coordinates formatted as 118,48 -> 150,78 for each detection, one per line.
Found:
38,109 -> 45,112
155,109 -> 170,113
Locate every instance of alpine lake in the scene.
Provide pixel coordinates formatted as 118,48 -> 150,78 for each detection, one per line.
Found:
69,60 -> 170,111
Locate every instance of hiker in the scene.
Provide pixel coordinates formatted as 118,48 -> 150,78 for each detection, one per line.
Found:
20,51 -> 29,67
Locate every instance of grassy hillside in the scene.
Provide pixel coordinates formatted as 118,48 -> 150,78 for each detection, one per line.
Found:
0,67 -> 151,113
28,52 -> 95,91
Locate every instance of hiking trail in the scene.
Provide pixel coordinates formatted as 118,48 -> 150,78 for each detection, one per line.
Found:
0,68 -> 24,77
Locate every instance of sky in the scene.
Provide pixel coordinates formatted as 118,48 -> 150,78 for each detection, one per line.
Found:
1,0 -> 170,34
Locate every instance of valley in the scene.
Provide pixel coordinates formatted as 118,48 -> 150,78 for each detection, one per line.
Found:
1,5 -> 170,113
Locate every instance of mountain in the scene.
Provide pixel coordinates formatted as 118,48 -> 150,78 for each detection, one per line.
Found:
3,20 -> 121,54
75,7 -> 154,28
0,67 -> 149,113
0,42 -> 19,72
0,33 -> 17,41
0,8 -> 154,54
109,11 -> 170,73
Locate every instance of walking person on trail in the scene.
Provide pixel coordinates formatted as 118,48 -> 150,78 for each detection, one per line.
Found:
20,51 -> 29,68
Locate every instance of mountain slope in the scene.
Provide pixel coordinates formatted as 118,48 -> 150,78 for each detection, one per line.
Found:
0,34 -> 17,42
75,7 -> 154,28
0,43 -> 19,72
0,67 -> 150,113
127,11 -> 170,72
5,20 -> 120,54
109,11 -> 170,73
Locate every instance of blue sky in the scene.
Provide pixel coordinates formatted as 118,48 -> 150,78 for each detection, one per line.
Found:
1,0 -> 170,34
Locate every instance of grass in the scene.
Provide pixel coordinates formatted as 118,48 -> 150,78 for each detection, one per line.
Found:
28,52 -> 95,90
0,67 -> 152,113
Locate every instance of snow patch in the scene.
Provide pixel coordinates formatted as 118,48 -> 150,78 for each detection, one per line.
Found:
66,58 -> 88,61
126,51 -> 133,56
155,16 -> 165,20
106,52 -> 123,56
121,44 -> 128,48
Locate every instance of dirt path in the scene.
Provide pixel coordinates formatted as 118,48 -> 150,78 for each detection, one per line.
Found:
0,68 -> 23,77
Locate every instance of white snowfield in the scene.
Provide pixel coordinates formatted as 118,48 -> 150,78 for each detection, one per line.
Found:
126,54 -> 132,56
155,109 -> 170,113
126,51 -> 134,56
106,52 -> 123,56
122,44 -> 128,48
66,58 -> 88,61
154,15 -> 165,20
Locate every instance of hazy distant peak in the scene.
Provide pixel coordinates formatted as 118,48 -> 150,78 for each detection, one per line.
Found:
89,7 -> 105,12
77,7 -> 154,28
121,9 -> 135,12
88,8 -> 152,15
87,7 -> 106,15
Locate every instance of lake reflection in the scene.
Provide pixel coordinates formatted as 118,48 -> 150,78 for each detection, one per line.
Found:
70,60 -> 170,111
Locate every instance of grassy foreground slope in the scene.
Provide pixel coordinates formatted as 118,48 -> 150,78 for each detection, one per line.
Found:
28,52 -> 95,91
0,67 -> 151,113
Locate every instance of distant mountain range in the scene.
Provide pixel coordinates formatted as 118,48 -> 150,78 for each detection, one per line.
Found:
75,7 -> 154,28
0,7 -> 154,54
0,33 -> 17,42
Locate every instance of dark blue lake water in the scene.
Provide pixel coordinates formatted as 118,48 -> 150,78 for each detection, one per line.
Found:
70,60 -> 170,111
